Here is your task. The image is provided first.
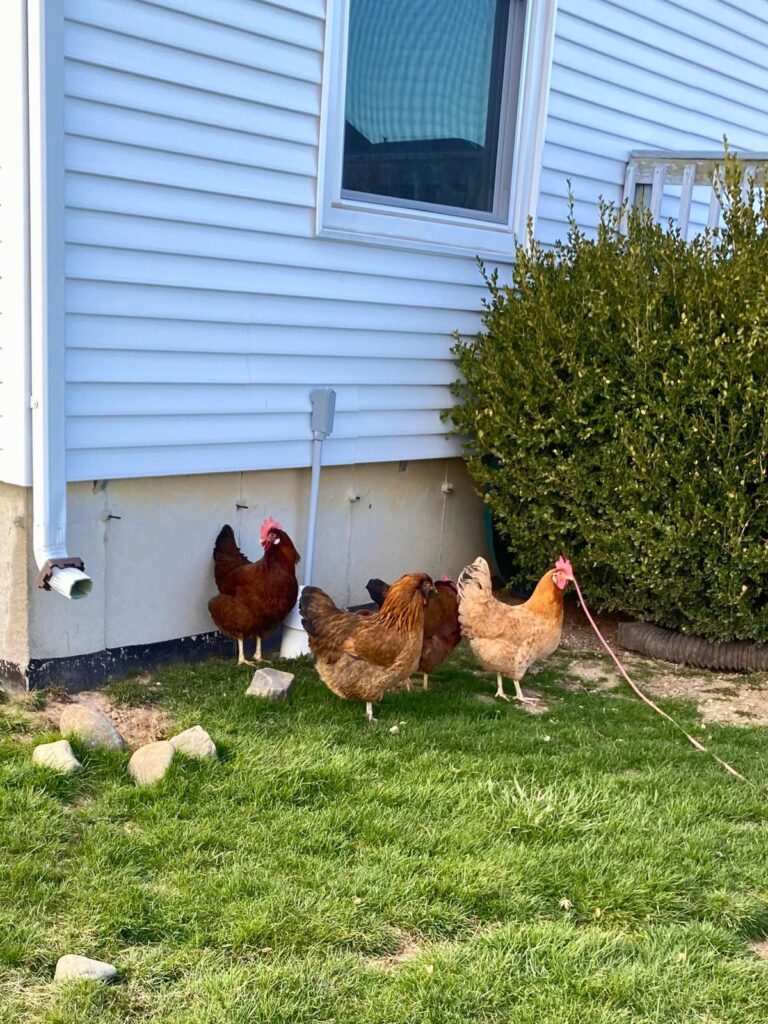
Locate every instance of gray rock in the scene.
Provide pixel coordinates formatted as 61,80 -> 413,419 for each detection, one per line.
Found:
246,667 -> 295,701
169,725 -> 217,760
60,706 -> 125,751
33,739 -> 81,774
127,740 -> 175,785
54,954 -> 117,983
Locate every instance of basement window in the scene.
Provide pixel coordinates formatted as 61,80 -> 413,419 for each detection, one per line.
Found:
318,0 -> 553,257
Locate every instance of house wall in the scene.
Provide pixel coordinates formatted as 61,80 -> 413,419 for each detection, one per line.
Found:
23,458 -> 484,665
0,0 -> 31,487
0,484 -> 30,686
538,0 -> 768,245
60,0 -> 489,484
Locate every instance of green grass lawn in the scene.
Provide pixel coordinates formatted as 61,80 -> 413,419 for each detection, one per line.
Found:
3,647 -> 768,1023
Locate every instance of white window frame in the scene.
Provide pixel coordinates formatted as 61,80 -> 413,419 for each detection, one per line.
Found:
316,0 -> 558,259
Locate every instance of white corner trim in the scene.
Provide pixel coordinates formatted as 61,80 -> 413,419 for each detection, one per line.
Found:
509,0 -> 558,245
0,0 -> 32,486
317,0 -> 557,257
27,0 -> 92,598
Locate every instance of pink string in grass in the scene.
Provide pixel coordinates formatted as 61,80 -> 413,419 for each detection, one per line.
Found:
568,569 -> 750,785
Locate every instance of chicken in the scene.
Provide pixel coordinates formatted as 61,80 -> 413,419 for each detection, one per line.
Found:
366,576 -> 461,690
208,519 -> 300,665
299,573 -> 436,722
457,556 -> 574,702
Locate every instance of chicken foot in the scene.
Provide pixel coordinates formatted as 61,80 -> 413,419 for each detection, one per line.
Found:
495,673 -> 537,704
513,678 -> 538,704
236,637 -> 258,666
365,701 -> 378,724
236,637 -> 270,666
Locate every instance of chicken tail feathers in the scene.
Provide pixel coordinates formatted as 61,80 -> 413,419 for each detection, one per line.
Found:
457,557 -> 495,639
365,578 -> 390,608
212,524 -> 250,589
299,585 -> 340,637
457,556 -> 493,598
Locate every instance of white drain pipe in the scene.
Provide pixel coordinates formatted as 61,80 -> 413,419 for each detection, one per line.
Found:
28,0 -> 91,599
280,389 -> 336,658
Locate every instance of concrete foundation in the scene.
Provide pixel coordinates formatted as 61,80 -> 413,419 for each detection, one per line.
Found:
1,459 -> 486,690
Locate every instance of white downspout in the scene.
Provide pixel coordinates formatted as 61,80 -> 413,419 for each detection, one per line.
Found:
280,389 -> 336,658
27,0 -> 91,600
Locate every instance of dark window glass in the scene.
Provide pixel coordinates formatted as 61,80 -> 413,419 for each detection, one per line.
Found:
342,0 -> 511,214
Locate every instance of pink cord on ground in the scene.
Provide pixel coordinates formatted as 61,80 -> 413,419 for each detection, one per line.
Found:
569,573 -> 751,785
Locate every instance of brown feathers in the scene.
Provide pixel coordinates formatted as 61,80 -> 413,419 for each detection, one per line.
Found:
208,522 -> 300,661
366,577 -> 460,677
299,573 -> 434,715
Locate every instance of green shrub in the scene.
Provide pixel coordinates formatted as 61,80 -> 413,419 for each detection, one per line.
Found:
451,154 -> 768,642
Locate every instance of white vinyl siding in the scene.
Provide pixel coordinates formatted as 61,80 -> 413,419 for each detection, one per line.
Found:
62,0 -> 487,481
537,0 -> 768,246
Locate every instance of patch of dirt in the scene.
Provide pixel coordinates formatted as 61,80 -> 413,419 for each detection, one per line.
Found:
751,939 -> 768,960
553,651 -> 768,728
30,688 -> 172,749
367,932 -> 422,971
641,670 -> 768,728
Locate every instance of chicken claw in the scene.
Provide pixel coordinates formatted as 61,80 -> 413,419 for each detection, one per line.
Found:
495,674 -> 511,701
236,637 -> 271,666
365,702 -> 378,724
513,679 -> 538,704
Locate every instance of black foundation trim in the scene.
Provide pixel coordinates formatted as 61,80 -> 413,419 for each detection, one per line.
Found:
0,630 -> 283,694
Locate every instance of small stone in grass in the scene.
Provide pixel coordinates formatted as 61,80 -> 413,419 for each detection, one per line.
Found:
246,668 -> 295,701
128,740 -> 175,786
169,725 -> 217,760
54,955 -> 117,983
389,725 -> 400,736
60,706 -> 125,751
33,739 -> 81,774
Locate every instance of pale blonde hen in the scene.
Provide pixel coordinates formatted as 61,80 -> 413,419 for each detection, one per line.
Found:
457,556 -> 574,702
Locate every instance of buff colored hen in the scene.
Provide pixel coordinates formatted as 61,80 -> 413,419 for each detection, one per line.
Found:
457,556 -> 574,702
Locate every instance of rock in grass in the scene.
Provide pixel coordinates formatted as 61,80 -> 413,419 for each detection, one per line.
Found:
169,725 -> 217,760
60,706 -> 125,751
128,740 -> 175,785
246,668 -> 295,701
32,739 -> 81,774
54,954 -> 117,983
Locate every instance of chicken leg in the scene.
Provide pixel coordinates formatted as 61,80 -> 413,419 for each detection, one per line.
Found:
365,701 -> 377,724
422,673 -> 429,691
236,637 -> 259,667
495,673 -> 537,704
513,677 -> 538,704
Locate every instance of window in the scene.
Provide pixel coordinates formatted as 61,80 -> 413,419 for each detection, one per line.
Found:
318,0 -> 557,257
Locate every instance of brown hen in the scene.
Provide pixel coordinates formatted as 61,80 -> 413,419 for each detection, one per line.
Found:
299,573 -> 435,721
208,518 -> 300,665
365,576 -> 460,690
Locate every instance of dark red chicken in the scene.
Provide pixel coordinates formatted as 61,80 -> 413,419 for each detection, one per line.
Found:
208,518 -> 300,665
366,575 -> 461,690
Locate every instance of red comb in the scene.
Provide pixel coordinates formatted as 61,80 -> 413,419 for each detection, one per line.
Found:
555,555 -> 574,577
260,517 -> 282,541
